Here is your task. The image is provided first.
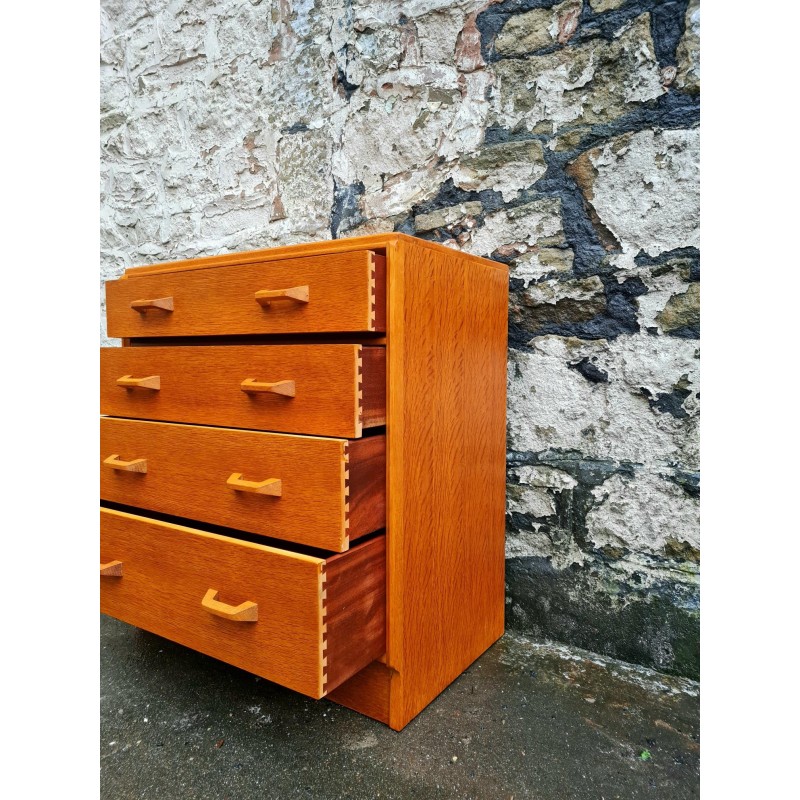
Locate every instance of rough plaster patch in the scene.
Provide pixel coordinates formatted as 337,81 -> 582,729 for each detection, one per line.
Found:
507,335 -> 699,469
586,471 -> 700,555
636,270 -> 695,332
512,248 -> 575,285
508,486 -> 556,517
512,466 -> 578,492
466,198 -> 564,257
585,128 -> 700,271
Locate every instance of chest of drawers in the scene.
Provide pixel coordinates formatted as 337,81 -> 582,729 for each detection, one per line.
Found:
100,233 -> 508,730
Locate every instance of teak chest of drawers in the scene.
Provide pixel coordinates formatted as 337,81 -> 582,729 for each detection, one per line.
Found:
100,233 -> 508,730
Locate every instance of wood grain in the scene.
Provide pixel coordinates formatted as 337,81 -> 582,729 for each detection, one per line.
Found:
323,535 -> 386,692
100,507 -> 386,697
325,662 -> 393,725
106,251 -> 386,337
347,437 -> 386,543
100,417 -> 386,552
101,344 -> 385,438
119,233 -> 500,277
384,236 -> 508,730
100,233 -> 508,730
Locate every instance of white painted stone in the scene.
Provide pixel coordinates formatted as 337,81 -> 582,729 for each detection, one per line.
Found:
586,471 -> 700,554
507,335 -> 699,470
466,198 -> 564,257
588,129 -> 700,271
524,276 -> 604,306
512,248 -> 575,285
512,466 -> 577,492
508,486 -> 555,518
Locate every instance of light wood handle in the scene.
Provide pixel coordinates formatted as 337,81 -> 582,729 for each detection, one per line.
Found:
254,285 -> 309,307
240,379 -> 296,397
116,374 -> 161,390
104,454 -> 148,473
201,589 -> 258,622
130,296 -> 174,312
100,560 -> 123,577
226,473 -> 282,496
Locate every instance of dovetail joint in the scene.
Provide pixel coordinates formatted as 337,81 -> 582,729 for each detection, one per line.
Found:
369,254 -> 377,331
343,442 -> 350,535
357,346 -> 364,434
321,568 -> 328,693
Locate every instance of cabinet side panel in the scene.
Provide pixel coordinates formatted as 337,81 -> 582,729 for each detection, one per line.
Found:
388,240 -> 508,730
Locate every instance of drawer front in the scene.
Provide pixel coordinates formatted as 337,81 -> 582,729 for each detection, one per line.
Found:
100,418 -> 385,552
100,344 -> 385,438
105,251 -> 386,338
100,508 -> 386,698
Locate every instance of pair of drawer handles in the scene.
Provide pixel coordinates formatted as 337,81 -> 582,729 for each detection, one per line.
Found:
117,375 -> 296,397
130,285 -> 309,313
102,456 -> 282,496
100,563 -> 258,623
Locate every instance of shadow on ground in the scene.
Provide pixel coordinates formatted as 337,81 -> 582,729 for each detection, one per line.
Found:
100,615 -> 699,799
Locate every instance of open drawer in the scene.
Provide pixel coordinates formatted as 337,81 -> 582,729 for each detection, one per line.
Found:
100,507 -> 386,698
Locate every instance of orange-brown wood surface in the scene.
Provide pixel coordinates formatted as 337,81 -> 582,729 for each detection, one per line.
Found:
100,344 -> 385,438
106,251 -> 386,338
100,233 -> 508,731
100,508 -> 386,697
384,236 -> 508,730
323,535 -> 386,692
326,661 -> 393,725
119,233 -> 495,277
347,435 -> 387,544
100,417 -> 386,551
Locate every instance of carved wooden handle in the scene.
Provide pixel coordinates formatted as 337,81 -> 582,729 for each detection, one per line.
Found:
100,560 -> 123,577
130,296 -> 173,312
254,285 -> 309,307
226,473 -> 282,495
201,589 -> 258,622
104,454 -> 148,473
240,379 -> 296,397
116,374 -> 161,390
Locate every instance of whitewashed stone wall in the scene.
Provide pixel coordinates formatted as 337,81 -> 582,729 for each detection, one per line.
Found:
100,0 -> 700,677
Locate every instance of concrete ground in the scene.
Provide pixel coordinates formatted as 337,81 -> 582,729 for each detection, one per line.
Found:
101,616 -> 699,799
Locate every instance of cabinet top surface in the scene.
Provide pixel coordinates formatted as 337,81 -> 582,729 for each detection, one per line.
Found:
119,233 -> 507,279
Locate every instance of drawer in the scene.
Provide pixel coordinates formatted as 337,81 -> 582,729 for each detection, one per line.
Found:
100,507 -> 386,698
100,344 -> 385,438
100,418 -> 385,552
105,250 -> 386,338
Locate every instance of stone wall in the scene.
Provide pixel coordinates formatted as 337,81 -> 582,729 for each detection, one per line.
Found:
100,0 -> 700,678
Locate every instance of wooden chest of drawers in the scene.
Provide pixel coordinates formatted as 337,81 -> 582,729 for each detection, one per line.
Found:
100,233 -> 508,730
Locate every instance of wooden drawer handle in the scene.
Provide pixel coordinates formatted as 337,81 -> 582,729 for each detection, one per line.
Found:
130,296 -> 174,312
104,454 -> 148,473
227,473 -> 282,496
116,374 -> 161,390
201,589 -> 258,622
100,560 -> 123,577
254,285 -> 309,307
240,379 -> 296,397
